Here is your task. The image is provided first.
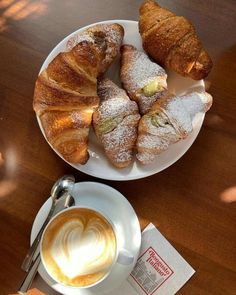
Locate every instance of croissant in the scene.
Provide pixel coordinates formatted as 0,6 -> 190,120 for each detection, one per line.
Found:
136,91 -> 213,164
120,44 -> 168,115
33,24 -> 124,165
93,77 -> 140,168
139,0 -> 213,80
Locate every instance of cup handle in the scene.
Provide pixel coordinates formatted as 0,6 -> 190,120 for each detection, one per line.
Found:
117,249 -> 134,265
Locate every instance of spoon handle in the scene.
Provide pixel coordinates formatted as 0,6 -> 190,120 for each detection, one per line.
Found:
18,253 -> 41,294
21,201 -> 56,272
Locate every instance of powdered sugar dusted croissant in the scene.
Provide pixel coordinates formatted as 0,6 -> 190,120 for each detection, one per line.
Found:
120,44 -> 168,115
136,91 -> 213,164
93,78 -> 140,168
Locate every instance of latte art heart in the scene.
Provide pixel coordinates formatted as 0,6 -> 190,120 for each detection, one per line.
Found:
42,208 -> 117,287
51,219 -> 114,278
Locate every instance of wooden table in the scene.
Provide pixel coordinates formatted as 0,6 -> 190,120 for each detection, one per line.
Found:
0,0 -> 235,294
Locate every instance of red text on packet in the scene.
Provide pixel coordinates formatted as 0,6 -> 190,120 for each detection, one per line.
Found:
146,248 -> 171,277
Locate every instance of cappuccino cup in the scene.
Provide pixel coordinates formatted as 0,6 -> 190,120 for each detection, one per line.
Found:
40,206 -> 134,288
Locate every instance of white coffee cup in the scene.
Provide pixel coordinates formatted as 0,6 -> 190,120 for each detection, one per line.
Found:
40,206 -> 134,289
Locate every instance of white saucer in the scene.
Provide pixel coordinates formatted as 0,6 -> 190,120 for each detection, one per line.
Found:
37,20 -> 205,181
31,182 -> 141,295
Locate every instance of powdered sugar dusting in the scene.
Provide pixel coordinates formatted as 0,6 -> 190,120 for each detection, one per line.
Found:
66,34 -> 94,51
114,149 -> 133,163
136,152 -> 155,164
120,114 -> 140,126
137,89 -> 168,114
98,97 -> 138,120
100,24 -> 123,47
97,78 -> 139,119
144,116 -> 179,141
180,92 -> 212,119
137,134 -> 169,150
102,124 -> 137,151
98,78 -> 127,101
166,97 -> 192,134
98,24 -> 123,72
95,77 -> 140,167
126,51 -> 167,91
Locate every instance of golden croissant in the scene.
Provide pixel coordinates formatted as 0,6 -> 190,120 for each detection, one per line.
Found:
139,0 -> 213,80
33,24 -> 124,165
136,91 -> 213,164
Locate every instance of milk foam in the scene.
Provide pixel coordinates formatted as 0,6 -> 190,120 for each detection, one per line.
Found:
51,219 -> 112,278
42,209 -> 116,285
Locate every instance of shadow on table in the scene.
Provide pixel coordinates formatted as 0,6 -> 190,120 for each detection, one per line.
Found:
204,43 -> 236,135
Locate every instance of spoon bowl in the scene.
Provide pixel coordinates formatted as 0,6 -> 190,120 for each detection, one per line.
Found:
51,175 -> 75,200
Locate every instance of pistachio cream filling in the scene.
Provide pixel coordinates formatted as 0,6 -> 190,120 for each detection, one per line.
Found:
150,113 -> 169,127
142,78 -> 162,97
96,116 -> 122,136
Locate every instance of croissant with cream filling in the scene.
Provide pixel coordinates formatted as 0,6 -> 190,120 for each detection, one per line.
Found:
93,77 -> 140,168
120,44 -> 168,115
136,91 -> 213,164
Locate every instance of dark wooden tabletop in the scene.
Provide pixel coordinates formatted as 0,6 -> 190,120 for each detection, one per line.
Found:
0,0 -> 236,294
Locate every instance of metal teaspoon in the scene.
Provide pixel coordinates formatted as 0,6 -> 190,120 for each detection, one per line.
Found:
21,175 -> 75,272
18,193 -> 75,294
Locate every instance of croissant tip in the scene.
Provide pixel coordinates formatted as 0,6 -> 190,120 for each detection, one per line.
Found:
203,92 -> 213,110
189,59 -> 213,80
116,23 -> 125,35
66,151 -> 90,165
107,23 -> 125,37
120,44 -> 137,53
139,0 -> 159,14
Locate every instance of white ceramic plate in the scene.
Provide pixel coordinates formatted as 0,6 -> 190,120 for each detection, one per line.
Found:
31,182 -> 141,295
37,20 -> 205,181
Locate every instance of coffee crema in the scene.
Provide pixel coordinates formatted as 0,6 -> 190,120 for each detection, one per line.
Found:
42,208 -> 117,287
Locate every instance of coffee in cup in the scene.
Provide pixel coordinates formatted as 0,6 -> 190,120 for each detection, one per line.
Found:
41,207 -> 117,287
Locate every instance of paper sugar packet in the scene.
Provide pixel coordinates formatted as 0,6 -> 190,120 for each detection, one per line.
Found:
115,223 -> 195,295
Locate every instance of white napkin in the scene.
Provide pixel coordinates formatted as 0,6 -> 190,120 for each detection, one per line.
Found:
114,223 -> 195,295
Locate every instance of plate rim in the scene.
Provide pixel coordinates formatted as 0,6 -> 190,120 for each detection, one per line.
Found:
36,19 -> 205,181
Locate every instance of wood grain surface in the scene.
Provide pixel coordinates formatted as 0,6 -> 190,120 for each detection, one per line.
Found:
0,0 -> 235,294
